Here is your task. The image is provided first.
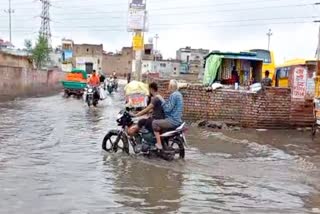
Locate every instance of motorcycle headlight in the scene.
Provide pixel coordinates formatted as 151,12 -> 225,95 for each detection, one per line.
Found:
117,113 -> 123,120
88,89 -> 93,93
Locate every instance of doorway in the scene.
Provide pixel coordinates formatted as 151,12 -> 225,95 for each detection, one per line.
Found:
85,63 -> 93,74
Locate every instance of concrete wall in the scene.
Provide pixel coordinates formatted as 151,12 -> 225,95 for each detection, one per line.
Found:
149,77 -> 314,128
0,66 -> 64,101
0,52 -> 32,68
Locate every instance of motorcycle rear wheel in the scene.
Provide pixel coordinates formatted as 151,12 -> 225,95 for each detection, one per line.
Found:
102,130 -> 130,154
167,136 -> 185,159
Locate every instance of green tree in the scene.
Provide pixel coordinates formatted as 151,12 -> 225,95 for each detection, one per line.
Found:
32,36 -> 51,68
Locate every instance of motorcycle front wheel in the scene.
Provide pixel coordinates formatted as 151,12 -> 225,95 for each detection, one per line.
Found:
102,130 -> 130,154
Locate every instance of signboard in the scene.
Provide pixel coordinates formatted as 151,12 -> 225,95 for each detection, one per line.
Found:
76,58 -> 86,65
306,72 -> 315,99
62,50 -> 73,62
127,9 -> 145,31
132,33 -> 144,51
292,67 -> 307,100
127,94 -> 148,108
129,0 -> 146,10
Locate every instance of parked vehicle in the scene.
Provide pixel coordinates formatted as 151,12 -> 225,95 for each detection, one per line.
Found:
61,69 -> 88,98
85,85 -> 100,107
250,49 -> 276,86
275,59 -> 316,88
102,108 -> 187,161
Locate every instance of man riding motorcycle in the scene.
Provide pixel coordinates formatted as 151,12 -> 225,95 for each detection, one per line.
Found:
87,70 -> 101,101
88,70 -> 100,87
152,80 -> 184,150
128,82 -> 165,136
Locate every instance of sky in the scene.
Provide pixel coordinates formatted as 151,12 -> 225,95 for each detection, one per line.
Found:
0,0 -> 319,64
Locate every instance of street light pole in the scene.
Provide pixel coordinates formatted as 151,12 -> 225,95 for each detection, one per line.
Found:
5,0 -> 14,43
154,34 -> 159,73
267,29 -> 273,50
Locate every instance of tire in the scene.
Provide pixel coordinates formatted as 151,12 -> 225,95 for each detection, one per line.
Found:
93,99 -> 98,107
169,136 -> 185,159
102,130 -> 130,154
161,136 -> 185,161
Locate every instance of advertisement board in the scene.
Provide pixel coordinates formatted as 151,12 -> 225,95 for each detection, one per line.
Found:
132,33 -> 144,51
129,0 -> 146,10
292,67 -> 307,100
127,9 -> 145,31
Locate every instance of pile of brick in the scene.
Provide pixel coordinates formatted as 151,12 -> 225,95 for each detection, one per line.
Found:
148,76 -> 314,129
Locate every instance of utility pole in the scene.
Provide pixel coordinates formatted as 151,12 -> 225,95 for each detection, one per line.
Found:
4,0 -> 14,43
154,34 -> 159,56
134,31 -> 143,81
267,29 -> 273,50
154,34 -> 159,73
39,0 -> 52,46
315,21 -> 320,75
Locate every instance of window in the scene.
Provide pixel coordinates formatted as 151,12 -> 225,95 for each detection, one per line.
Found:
87,48 -> 89,52
145,49 -> 151,55
251,49 -> 271,64
278,67 -> 289,78
174,67 -> 177,71
160,63 -> 166,68
97,59 -> 100,65
128,61 -> 131,65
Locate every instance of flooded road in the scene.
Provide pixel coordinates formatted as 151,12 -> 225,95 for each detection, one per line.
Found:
1,92 -> 320,214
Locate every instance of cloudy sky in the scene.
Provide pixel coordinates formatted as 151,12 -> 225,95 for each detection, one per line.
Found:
0,0 -> 319,63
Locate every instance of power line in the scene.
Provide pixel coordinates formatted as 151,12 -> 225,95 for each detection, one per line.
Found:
2,20 -> 315,33
1,15 -> 315,29
9,2 -> 317,15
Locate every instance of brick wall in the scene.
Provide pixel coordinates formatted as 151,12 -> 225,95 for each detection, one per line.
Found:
0,66 -> 64,101
148,77 -> 314,128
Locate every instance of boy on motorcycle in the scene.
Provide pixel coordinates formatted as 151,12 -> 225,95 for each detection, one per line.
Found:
152,79 -> 184,150
128,82 -> 165,136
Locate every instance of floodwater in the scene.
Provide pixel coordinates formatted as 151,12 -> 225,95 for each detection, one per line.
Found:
1,91 -> 320,214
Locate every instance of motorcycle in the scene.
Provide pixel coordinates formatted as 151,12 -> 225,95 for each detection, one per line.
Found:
85,85 -> 100,107
102,108 -> 188,161
106,78 -> 118,94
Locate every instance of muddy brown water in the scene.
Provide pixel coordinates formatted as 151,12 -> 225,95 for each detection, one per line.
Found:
1,92 -> 320,214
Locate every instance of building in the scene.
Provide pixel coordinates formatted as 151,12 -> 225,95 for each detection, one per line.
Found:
103,44 -> 156,77
0,39 -> 14,49
102,47 -> 133,77
72,43 -> 103,74
0,50 -> 32,68
176,47 -> 209,74
61,39 -> 74,72
142,59 -> 181,77
203,51 -> 263,86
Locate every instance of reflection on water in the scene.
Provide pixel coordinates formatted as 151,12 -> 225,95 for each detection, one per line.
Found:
0,92 -> 320,213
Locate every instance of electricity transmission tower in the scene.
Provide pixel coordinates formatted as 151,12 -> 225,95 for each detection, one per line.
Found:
39,0 -> 51,46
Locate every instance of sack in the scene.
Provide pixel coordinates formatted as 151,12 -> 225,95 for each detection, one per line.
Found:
124,81 -> 149,96
99,87 -> 106,100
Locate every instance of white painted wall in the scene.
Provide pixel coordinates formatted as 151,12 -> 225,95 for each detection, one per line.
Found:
75,56 -> 102,72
